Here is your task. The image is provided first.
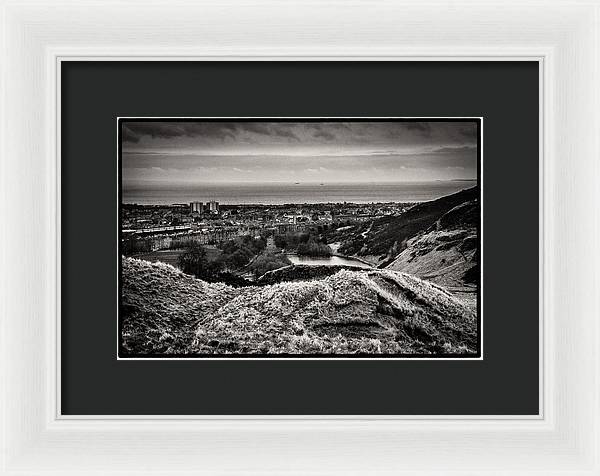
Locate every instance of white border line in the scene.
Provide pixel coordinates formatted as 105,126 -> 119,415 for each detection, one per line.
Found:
116,116 -> 484,361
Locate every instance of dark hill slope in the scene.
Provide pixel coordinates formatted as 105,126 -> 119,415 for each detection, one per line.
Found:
338,186 -> 479,265
120,258 -> 251,354
386,198 -> 479,300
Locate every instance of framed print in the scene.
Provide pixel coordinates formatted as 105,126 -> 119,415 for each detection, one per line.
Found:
2,1 -> 599,475
118,117 -> 482,359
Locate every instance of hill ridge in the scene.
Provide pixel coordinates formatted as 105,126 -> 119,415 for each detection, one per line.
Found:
338,186 -> 479,265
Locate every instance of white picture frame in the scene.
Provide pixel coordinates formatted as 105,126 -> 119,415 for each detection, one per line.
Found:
1,1 -> 598,474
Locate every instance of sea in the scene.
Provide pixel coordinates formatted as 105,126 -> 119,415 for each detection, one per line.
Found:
122,180 -> 476,205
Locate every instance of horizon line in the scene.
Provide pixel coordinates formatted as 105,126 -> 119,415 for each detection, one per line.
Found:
122,178 -> 478,188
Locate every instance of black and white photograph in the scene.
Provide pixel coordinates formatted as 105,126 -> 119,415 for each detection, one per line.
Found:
119,118 -> 481,358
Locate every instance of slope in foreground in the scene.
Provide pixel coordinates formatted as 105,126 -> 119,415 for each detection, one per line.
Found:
121,257 -> 477,356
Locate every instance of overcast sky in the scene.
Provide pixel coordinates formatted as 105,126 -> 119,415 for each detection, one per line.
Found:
122,121 -> 478,187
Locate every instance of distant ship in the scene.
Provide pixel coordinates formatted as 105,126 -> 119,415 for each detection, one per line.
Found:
294,182 -> 300,185
320,183 -> 324,186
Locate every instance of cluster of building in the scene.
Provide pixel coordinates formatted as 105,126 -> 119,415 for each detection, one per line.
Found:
121,200 -> 413,252
189,200 -> 220,215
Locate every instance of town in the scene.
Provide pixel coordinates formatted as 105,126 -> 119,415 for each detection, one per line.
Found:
121,200 -> 414,254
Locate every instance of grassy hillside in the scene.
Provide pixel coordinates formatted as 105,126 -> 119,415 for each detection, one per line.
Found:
385,198 -> 479,304
121,257 -> 477,356
338,186 -> 479,265
121,258 -> 250,354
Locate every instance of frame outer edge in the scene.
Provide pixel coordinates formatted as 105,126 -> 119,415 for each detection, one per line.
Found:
1,1 -> 599,474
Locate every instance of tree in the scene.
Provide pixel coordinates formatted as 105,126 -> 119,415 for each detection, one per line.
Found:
224,248 -> 253,269
249,252 -> 292,279
297,236 -> 332,257
273,234 -> 287,249
122,238 -> 152,255
178,242 -> 208,277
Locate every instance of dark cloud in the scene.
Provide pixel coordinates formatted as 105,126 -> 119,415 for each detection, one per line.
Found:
307,122 -> 356,140
313,130 -> 336,140
271,125 -> 300,141
122,120 -> 478,149
237,123 -> 272,136
122,121 -> 302,143
404,122 -> 432,137
122,125 -> 141,143
122,122 -> 238,143
459,124 -> 477,138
